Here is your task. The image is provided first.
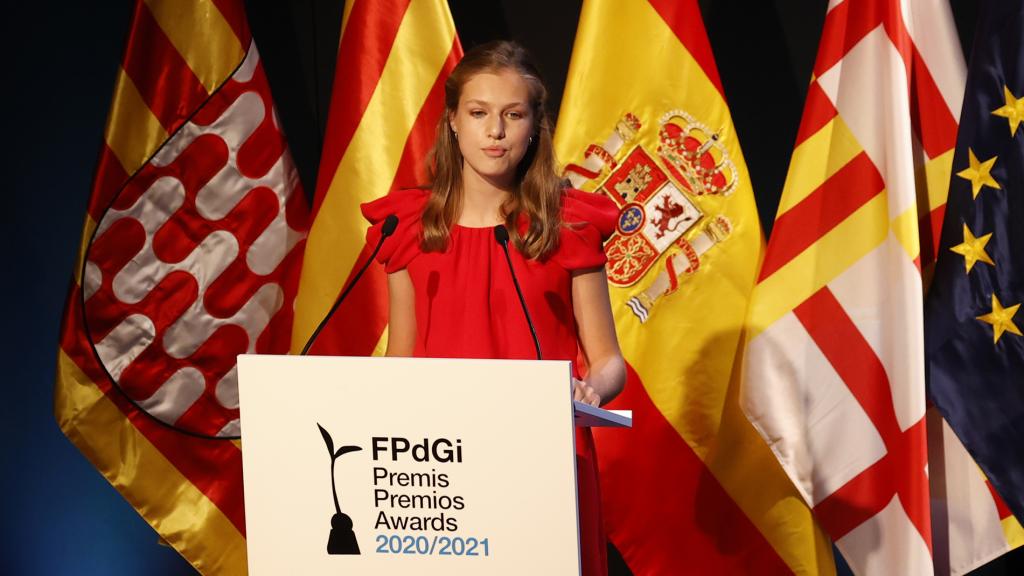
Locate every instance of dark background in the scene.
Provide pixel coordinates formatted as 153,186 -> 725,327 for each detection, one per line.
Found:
4,0 -> 1018,574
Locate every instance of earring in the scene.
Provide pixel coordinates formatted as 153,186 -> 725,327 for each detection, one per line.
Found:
453,130 -> 459,139
528,135 -> 534,145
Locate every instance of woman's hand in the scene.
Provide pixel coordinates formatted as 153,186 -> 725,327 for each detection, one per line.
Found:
573,378 -> 602,407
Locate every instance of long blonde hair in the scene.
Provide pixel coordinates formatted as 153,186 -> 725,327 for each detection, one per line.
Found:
421,40 -> 563,260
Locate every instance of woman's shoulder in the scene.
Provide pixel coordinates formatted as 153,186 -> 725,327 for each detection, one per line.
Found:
361,188 -> 431,272
560,187 -> 619,238
552,188 -> 619,271
361,187 -> 431,224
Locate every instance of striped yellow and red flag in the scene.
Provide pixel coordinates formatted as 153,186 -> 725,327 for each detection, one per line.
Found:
555,0 -> 834,573
291,0 -> 460,356
55,0 -> 308,573
739,0 -> 1020,574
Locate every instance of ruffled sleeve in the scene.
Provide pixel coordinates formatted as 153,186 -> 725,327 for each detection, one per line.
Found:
553,188 -> 619,271
361,188 -> 430,273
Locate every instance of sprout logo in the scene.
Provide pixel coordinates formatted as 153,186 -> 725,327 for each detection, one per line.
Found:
317,424 -> 363,555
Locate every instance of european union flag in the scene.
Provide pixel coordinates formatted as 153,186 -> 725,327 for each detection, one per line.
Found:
925,0 -> 1024,524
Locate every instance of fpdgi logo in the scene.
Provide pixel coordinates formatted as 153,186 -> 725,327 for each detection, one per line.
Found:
317,423 -> 362,555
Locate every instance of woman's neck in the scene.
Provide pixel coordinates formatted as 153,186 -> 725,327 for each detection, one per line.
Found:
458,171 -> 513,227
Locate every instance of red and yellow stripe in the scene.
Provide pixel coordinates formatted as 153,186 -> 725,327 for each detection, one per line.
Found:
291,0 -> 461,356
56,1 -> 251,572
749,5 -> 955,398
984,479 -> 1024,549
749,0 -> 961,339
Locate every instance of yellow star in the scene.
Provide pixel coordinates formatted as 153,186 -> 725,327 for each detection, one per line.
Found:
957,149 -> 1001,199
992,85 -> 1024,137
950,223 -> 995,273
977,294 -> 1022,344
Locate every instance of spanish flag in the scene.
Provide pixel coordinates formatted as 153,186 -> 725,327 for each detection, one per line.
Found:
55,0 -> 308,572
291,0 -> 461,356
554,0 -> 833,573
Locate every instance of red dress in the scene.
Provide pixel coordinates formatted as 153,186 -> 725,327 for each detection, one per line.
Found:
362,187 -> 619,576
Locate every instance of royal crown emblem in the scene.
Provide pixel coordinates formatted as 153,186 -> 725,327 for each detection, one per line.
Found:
563,110 -> 736,323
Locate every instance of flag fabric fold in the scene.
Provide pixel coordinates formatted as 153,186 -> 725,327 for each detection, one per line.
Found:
555,0 -> 834,573
925,0 -> 1024,567
290,0 -> 461,357
739,0 -> 1010,574
55,0 -> 308,572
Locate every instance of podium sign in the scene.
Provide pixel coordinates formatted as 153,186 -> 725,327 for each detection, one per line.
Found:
237,355 -> 582,575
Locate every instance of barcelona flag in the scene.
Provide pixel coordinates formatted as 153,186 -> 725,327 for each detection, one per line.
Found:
741,0 -> 968,571
926,0 -> 1024,528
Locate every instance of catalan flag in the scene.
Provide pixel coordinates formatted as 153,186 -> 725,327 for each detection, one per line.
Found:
925,0 -> 1024,563
291,0 -> 461,356
555,0 -> 833,573
55,0 -> 308,573
742,0 -> 968,573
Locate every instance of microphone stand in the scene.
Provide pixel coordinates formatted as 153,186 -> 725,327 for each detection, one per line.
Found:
493,225 -> 542,360
299,214 -> 399,356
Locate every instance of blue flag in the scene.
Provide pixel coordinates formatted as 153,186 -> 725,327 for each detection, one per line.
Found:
925,0 -> 1024,524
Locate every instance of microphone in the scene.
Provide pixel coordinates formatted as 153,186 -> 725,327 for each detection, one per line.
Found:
300,214 -> 399,355
493,225 -> 542,360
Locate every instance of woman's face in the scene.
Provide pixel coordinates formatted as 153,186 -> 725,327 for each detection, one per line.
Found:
450,69 -> 535,190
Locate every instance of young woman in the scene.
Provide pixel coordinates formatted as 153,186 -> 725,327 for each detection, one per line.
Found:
362,40 -> 626,575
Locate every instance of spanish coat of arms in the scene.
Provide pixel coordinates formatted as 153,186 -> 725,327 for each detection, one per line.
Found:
563,110 -> 737,323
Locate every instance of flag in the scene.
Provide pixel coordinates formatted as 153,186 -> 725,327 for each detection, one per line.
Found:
927,407 -> 1024,575
925,0 -> 1024,568
54,0 -> 308,572
555,0 -> 834,572
741,0 -> 969,573
290,0 -> 460,356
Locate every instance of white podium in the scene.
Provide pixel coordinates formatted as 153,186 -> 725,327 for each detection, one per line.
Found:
237,354 -> 630,576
